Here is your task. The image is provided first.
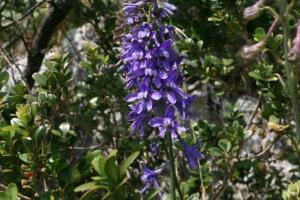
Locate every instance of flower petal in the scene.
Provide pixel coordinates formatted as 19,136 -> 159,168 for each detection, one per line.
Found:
151,91 -> 162,100
149,117 -> 163,127
176,125 -> 188,134
146,100 -> 153,111
165,105 -> 175,118
125,92 -> 138,102
167,91 -> 177,104
159,127 -> 167,137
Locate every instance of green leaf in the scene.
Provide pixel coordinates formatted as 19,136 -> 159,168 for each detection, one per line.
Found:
222,58 -> 233,66
145,189 -> 162,200
269,34 -> 283,50
92,155 -> 106,176
22,137 -> 34,153
79,189 -> 97,200
0,71 -> 9,85
115,177 -> 128,191
196,40 -> 204,52
101,192 -> 114,200
105,156 -> 120,185
208,147 -> 223,157
120,151 -> 139,176
33,73 -> 47,86
89,97 -> 100,108
253,27 -> 265,42
34,125 -> 46,143
218,139 -> 231,152
11,83 -> 26,95
80,61 -> 93,70
51,130 -> 62,137
74,182 -> 101,192
90,176 -> 107,181
1,125 -> 19,132
6,183 -> 18,200
0,192 -> 8,199
99,55 -> 109,63
10,118 -> 25,127
71,167 -> 81,182
38,91 -> 48,102
59,123 -> 70,133
16,104 -> 32,123
108,150 -> 118,158
162,194 -> 172,200
282,191 -> 290,200
249,70 -> 262,81
18,153 -> 30,163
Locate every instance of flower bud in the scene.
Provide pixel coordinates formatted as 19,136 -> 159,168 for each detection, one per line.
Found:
243,0 -> 266,21
288,20 -> 300,61
241,19 -> 279,60
241,40 -> 265,60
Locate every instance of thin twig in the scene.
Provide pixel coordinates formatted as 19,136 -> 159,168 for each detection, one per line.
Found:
246,94 -> 263,130
69,144 -> 103,150
239,135 -> 282,161
212,95 -> 263,200
9,66 -> 17,84
0,47 -> 30,92
0,1 -> 51,29
212,164 -> 236,200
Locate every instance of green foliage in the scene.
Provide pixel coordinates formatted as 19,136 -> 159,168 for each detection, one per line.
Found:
283,180 -> 300,200
0,183 -> 19,200
0,46 -> 129,198
75,150 -> 139,200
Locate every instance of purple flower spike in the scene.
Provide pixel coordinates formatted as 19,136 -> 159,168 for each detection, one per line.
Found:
181,140 -> 205,169
121,0 -> 193,138
121,0 -> 205,193
141,163 -> 163,193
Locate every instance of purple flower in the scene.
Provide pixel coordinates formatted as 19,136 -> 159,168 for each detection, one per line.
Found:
123,1 -> 146,24
181,140 -> 205,169
154,1 -> 177,18
149,105 -> 187,138
141,163 -> 163,193
150,143 -> 160,156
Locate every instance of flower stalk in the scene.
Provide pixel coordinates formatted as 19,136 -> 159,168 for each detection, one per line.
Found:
167,132 -> 177,200
280,0 -> 300,145
121,0 -> 204,195
190,120 -> 205,199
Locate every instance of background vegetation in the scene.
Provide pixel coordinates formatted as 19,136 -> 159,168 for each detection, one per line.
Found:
0,0 -> 300,199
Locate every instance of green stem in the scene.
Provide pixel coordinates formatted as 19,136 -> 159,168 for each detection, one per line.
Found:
280,0 -> 300,145
190,121 -> 205,199
182,84 -> 205,198
163,140 -> 184,200
167,132 -> 176,200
